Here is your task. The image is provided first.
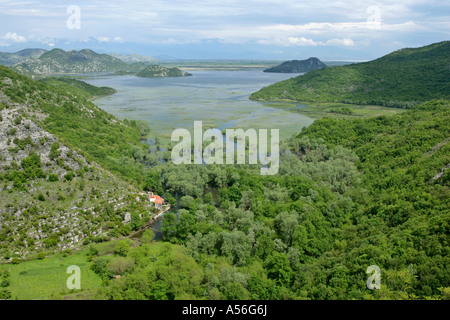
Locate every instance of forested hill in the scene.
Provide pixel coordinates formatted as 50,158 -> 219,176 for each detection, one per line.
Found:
12,48 -> 127,75
263,57 -> 327,73
136,65 -> 192,77
251,41 -> 450,107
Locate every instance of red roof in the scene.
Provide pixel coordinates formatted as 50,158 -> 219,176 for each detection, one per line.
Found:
150,194 -> 164,204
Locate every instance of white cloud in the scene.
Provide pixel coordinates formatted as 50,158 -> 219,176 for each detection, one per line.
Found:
96,36 -> 110,43
257,37 -> 318,47
325,38 -> 355,46
287,37 -> 318,46
257,37 -> 356,47
0,0 -> 447,58
262,21 -> 421,34
2,32 -> 27,43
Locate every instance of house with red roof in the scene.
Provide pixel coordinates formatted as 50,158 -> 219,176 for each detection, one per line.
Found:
149,192 -> 164,211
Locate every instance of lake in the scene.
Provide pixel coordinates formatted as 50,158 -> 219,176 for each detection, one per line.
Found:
83,70 -> 314,143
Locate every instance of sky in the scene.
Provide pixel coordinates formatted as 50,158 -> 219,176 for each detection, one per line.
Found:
0,0 -> 449,60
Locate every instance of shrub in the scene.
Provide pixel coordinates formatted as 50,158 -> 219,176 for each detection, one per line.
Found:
37,252 -> 46,260
64,171 -> 74,181
107,256 -> 135,275
114,240 -> 131,257
49,141 -> 60,160
0,289 -> 11,299
48,174 -> 59,182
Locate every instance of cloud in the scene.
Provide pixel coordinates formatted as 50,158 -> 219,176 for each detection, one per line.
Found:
0,0 -> 448,58
0,32 -> 27,46
2,32 -> 27,43
257,37 -> 355,47
287,37 -> 318,46
262,21 -> 422,34
96,36 -> 110,43
325,38 -> 355,46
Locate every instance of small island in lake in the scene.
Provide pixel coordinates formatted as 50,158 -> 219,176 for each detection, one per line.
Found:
136,65 -> 192,77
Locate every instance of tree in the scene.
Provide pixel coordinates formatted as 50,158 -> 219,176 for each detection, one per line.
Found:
140,229 -> 155,244
274,212 -> 299,246
180,195 -> 195,209
204,192 -> 214,205
219,230 -> 251,266
130,213 -> 142,231
176,211 -> 196,243
115,240 -> 131,257
107,256 -> 135,275
264,252 -> 293,287
162,212 -> 178,242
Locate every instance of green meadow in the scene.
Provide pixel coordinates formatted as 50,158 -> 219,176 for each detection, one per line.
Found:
1,238 -> 137,300
3,250 -> 101,300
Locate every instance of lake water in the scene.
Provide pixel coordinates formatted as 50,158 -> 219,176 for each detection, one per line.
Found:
83,70 -> 314,143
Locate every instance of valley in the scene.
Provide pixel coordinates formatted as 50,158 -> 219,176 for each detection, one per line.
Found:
0,42 -> 449,301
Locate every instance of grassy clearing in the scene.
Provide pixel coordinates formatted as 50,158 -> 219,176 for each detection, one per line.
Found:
93,238 -> 136,256
2,249 -> 102,300
0,237 -> 157,300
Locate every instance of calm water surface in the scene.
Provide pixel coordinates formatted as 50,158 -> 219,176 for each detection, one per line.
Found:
84,70 -> 314,142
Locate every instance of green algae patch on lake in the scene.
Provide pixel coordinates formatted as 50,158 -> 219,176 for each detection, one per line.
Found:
262,101 -> 406,120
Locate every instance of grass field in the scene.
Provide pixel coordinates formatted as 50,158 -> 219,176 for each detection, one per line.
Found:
2,249 -> 101,300
0,238 -> 139,300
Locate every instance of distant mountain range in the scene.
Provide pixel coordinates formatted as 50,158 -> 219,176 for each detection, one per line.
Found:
2,48 -> 194,77
251,41 -> 450,107
0,48 -> 47,66
264,57 -> 327,73
12,48 -> 128,75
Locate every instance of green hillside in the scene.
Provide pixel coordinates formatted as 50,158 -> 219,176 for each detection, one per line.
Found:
0,49 -> 47,66
251,41 -> 450,107
0,66 -> 159,260
264,57 -> 327,73
39,77 -> 117,100
0,66 -> 150,183
12,48 -> 127,75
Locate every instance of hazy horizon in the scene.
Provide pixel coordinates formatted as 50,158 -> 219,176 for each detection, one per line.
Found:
1,0 -> 449,61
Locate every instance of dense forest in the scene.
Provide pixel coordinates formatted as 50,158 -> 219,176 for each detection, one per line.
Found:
251,41 -> 450,107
